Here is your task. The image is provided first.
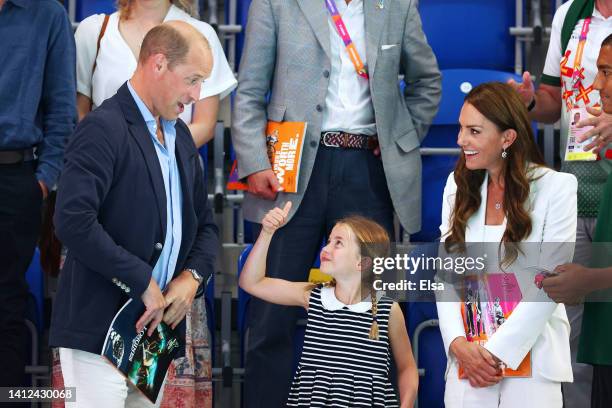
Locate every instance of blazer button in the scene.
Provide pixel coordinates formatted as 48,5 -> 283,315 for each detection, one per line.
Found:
323,70 -> 330,78
125,287 -> 131,293
112,278 -> 118,284
155,242 -> 163,250
316,104 -> 323,112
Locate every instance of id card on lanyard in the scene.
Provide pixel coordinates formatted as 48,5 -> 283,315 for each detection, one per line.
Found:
564,17 -> 598,161
324,0 -> 369,79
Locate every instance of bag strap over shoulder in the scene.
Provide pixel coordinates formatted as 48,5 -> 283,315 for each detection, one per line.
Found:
561,0 -> 595,54
92,14 -> 110,77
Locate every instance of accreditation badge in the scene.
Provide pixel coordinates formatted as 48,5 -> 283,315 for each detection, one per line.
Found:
564,107 -> 598,161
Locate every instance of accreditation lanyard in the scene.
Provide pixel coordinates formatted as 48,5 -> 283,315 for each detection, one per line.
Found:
324,0 -> 369,80
569,17 -> 592,103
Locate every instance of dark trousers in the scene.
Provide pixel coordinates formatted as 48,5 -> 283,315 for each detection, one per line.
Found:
591,365 -> 612,408
0,161 -> 42,386
243,146 -> 395,408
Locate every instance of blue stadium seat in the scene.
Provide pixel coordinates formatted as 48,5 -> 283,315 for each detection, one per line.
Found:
419,0 -> 516,72
411,68 -> 521,242
74,0 -> 115,22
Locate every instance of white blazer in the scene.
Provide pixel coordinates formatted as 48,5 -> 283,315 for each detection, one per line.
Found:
436,166 -> 577,383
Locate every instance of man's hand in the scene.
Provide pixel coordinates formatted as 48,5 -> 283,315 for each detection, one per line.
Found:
38,180 -> 48,200
450,337 -> 503,388
507,71 -> 535,106
162,270 -> 200,329
247,169 -> 282,200
576,106 -> 612,153
137,278 -> 167,336
542,263 -> 596,304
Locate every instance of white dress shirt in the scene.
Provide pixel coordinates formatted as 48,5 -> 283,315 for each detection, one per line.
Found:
322,0 -> 376,135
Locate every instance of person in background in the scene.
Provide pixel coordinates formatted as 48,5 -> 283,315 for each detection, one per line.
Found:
544,34 -> 612,408
50,22 -> 218,408
75,0 -> 236,147
0,0 -> 76,391
508,1 -> 612,405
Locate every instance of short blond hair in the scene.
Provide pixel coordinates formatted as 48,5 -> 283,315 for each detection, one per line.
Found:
116,0 -> 197,20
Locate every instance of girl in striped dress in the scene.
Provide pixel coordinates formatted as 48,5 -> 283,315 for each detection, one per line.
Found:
239,202 -> 419,407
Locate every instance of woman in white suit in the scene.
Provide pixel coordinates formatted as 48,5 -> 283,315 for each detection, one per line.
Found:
436,82 -> 576,407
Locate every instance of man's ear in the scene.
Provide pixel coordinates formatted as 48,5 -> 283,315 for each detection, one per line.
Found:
151,53 -> 168,76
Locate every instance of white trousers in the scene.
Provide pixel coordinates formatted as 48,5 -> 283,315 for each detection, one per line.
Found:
444,363 -> 562,408
59,348 -> 166,408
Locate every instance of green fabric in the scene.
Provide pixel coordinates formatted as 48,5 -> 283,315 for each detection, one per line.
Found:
540,73 -> 561,87
578,173 -> 612,365
561,0 -> 595,54
561,161 -> 608,217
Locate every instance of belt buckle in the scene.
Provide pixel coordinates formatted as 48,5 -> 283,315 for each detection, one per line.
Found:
322,132 -> 341,148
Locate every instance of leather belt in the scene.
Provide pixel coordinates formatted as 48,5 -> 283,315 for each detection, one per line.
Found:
0,148 -> 35,164
320,131 -> 378,150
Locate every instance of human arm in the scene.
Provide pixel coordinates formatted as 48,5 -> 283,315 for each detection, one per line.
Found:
188,95 -> 219,147
53,118 -> 152,301
507,72 -> 563,124
400,1 -> 442,141
238,202 -> 312,308
389,302 -> 418,408
435,173 -> 502,385
37,7 -> 77,191
543,264 -> 612,304
231,0 -> 281,199
74,14 -> 105,121
483,172 -> 578,369
575,106 -> 612,153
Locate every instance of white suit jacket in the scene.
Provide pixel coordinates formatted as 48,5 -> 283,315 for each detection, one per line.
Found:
436,166 -> 577,382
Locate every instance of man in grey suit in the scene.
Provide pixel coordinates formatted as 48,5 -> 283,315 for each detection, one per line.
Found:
232,0 -> 441,405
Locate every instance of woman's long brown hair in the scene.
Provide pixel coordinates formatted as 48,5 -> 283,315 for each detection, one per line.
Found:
444,82 -> 547,267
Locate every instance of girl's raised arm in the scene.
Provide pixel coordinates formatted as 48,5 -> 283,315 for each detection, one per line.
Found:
238,202 -> 312,309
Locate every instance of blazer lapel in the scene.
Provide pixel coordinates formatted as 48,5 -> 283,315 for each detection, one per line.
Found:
364,0 -> 388,75
297,0 -> 331,61
117,83 -> 167,239
174,134 -> 194,221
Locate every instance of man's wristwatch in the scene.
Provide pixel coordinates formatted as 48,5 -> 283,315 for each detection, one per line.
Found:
186,268 -> 203,285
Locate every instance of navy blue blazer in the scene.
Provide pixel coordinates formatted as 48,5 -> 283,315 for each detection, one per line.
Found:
49,83 -> 218,354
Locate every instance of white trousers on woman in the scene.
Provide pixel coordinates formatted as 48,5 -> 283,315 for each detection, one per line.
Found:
59,348 -> 166,408
444,362 -> 563,408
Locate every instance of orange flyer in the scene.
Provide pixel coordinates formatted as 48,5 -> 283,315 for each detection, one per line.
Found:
458,273 -> 532,378
227,121 -> 307,193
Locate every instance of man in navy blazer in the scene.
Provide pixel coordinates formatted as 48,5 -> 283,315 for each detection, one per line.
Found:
49,22 -> 218,405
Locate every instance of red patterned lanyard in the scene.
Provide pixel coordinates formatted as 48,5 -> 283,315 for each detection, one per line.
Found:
324,0 -> 369,79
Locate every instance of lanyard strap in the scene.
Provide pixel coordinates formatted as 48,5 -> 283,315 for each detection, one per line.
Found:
571,17 -> 592,89
324,0 -> 369,79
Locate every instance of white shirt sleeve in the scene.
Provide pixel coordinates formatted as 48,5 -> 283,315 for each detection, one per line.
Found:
542,1 -> 571,83
75,14 -> 106,98
195,22 -> 237,100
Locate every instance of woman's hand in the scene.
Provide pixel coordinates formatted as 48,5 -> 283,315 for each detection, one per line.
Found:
261,201 -> 292,235
450,337 -> 503,388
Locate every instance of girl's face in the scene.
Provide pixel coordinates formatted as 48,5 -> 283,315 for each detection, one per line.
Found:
320,224 -> 361,280
457,102 -> 508,173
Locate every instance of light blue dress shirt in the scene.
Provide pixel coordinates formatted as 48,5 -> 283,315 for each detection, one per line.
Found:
127,81 -> 183,290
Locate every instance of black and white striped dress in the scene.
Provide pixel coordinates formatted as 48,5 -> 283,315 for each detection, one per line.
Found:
286,286 -> 399,407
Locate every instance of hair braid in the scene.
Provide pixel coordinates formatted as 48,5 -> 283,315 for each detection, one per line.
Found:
369,286 -> 379,340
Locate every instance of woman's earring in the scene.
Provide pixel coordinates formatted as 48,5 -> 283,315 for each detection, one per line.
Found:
501,147 -> 508,159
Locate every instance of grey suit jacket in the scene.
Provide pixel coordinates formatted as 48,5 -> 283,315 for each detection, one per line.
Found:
232,0 -> 441,233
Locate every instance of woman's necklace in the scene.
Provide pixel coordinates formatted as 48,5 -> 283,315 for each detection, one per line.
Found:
488,182 -> 504,211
